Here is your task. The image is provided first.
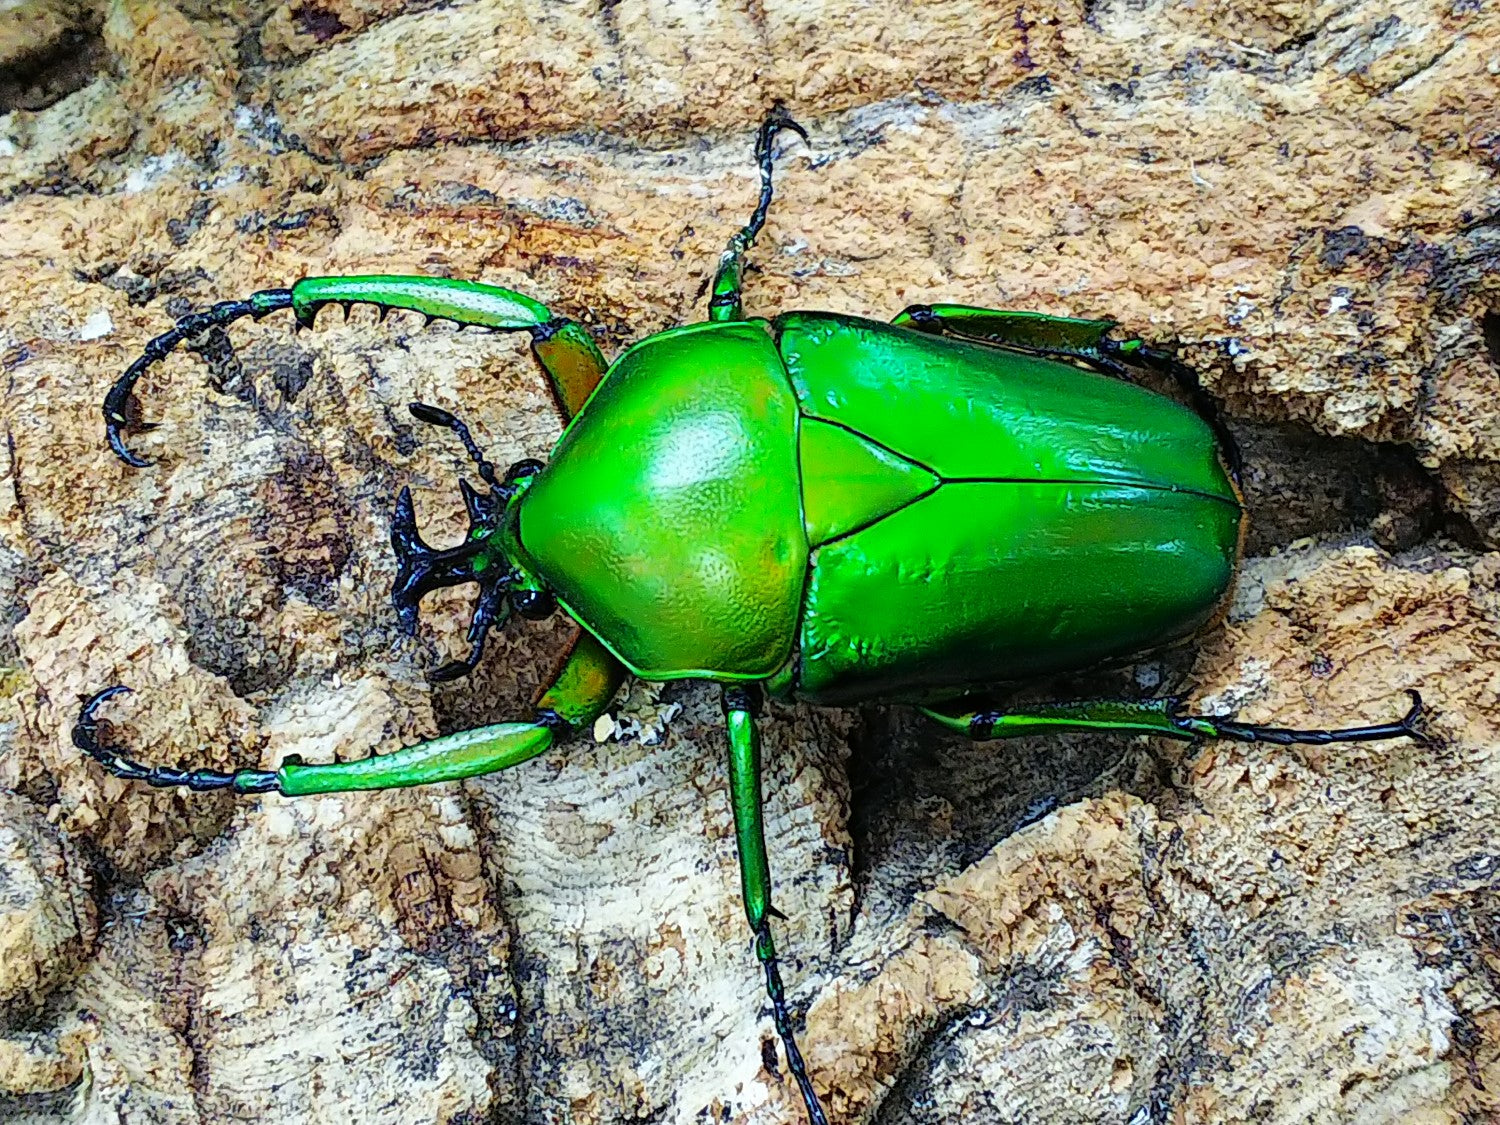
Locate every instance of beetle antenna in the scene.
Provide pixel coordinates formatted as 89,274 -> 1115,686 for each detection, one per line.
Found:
408,402 -> 501,490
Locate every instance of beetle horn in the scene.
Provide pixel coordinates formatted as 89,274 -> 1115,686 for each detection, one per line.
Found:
390,485 -> 510,635
458,477 -> 503,527
389,481 -> 520,683
393,403 -> 536,681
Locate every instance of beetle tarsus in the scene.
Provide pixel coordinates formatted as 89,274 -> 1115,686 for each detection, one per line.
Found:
1397,689 -> 1433,744
753,921 -> 828,1125
104,290 -> 294,466
72,686 -> 279,793
1196,689 -> 1431,747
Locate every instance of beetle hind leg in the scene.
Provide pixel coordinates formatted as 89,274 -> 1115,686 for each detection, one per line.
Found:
922,690 -> 1431,747
891,303 -> 1242,479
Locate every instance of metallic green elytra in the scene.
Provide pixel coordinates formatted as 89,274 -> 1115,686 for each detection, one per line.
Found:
80,109 -> 1428,1125
517,311 -> 1241,703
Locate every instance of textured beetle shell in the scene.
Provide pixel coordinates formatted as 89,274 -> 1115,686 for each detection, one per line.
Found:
515,320 -> 807,679
518,311 -> 1241,702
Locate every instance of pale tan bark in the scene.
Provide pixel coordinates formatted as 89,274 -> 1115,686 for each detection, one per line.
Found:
1,1 -> 1497,1122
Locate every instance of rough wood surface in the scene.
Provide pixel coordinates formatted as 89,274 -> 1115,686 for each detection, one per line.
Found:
1,1 -> 1498,1122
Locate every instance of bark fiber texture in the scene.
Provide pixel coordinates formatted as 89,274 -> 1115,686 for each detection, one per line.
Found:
1,1 -> 1498,1122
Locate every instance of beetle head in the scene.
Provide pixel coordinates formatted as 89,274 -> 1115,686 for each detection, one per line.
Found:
391,403 -> 554,682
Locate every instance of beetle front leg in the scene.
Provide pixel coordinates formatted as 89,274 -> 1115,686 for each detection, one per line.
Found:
105,276 -> 608,464
721,684 -> 828,1125
73,631 -> 626,795
707,106 -> 807,323
288,277 -> 609,421
921,690 -> 1430,747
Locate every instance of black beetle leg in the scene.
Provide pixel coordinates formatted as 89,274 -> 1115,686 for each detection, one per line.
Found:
104,291 -> 294,467
72,686 -> 278,793
429,580 -> 510,683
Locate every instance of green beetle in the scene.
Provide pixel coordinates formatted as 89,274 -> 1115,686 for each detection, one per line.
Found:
76,109 -> 1426,1125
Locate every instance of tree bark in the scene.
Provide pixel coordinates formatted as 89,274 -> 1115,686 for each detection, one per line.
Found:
1,1 -> 1497,1121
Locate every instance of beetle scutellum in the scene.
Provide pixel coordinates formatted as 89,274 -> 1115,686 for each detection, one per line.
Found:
76,108 -> 1427,1125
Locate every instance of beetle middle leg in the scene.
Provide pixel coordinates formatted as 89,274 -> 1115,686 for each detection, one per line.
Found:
721,684 -> 829,1125
73,630 -> 625,795
891,302 -> 1241,476
707,105 -> 808,323
104,276 -> 608,465
920,690 -> 1430,747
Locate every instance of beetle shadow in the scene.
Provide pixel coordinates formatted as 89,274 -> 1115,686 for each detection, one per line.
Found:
843,659 -> 1192,929
1230,419 -> 1446,555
